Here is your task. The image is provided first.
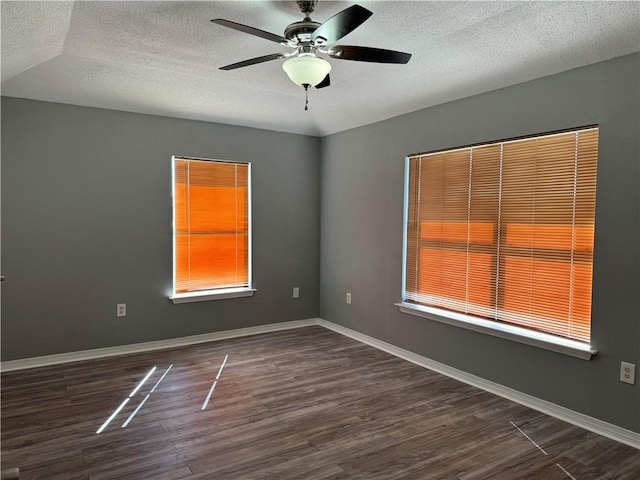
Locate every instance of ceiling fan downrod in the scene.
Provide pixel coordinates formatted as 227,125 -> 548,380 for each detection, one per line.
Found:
297,1 -> 316,18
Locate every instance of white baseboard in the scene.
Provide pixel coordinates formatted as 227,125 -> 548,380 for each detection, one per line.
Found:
317,319 -> 640,450
0,318 -> 319,373
2,316 -> 637,449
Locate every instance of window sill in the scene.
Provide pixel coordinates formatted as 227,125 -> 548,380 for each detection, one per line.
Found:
395,302 -> 596,360
170,287 -> 256,304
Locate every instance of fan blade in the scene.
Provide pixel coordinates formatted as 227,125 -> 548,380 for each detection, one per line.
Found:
328,45 -> 411,64
315,74 -> 331,89
212,19 -> 290,45
311,5 -> 372,45
220,53 -> 287,71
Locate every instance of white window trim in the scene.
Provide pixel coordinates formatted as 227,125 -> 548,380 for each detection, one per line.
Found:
395,302 -> 596,360
171,287 -> 256,304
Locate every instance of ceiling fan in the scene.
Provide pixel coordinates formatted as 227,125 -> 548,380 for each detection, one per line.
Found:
211,0 -> 412,110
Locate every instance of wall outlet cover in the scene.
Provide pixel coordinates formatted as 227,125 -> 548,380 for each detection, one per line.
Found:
620,362 -> 635,384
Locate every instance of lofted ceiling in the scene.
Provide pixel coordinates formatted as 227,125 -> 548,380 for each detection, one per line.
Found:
2,1 -> 639,136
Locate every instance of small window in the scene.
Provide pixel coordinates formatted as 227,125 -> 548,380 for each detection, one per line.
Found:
402,127 -> 598,345
171,157 -> 253,303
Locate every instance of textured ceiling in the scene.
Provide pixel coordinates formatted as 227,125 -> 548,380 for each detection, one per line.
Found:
2,1 -> 639,136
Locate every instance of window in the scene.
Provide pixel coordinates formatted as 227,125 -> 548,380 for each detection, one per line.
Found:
171,156 -> 254,303
401,127 -> 598,351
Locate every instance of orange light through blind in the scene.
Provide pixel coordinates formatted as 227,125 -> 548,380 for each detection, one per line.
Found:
405,128 -> 598,343
173,158 -> 249,294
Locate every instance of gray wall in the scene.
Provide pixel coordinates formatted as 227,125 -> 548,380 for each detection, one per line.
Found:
319,53 -> 639,432
1,99 -> 321,360
2,53 -> 638,434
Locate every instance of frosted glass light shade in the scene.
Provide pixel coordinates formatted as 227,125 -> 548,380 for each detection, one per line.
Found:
282,56 -> 331,87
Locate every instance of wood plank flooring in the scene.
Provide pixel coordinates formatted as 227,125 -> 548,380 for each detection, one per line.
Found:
1,326 -> 638,479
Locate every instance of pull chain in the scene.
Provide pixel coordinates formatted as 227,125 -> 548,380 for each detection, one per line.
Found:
304,84 -> 309,111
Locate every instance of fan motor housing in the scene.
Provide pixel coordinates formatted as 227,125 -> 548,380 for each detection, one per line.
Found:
284,20 -> 321,43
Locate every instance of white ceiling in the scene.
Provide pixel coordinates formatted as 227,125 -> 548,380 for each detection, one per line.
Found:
2,1 -> 639,136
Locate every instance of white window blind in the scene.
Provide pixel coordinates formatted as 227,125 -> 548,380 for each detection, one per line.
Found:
404,127 -> 598,343
173,157 -> 250,295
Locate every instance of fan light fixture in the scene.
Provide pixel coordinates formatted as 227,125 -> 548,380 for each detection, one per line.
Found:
282,55 -> 331,87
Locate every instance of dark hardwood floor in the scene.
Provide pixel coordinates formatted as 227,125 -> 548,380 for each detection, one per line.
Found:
1,326 -> 638,479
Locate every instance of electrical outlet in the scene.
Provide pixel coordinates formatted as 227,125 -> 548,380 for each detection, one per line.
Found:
620,362 -> 635,384
346,292 -> 351,304
292,287 -> 299,298
117,303 -> 127,317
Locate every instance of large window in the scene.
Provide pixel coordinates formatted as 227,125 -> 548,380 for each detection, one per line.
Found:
402,127 -> 598,346
171,157 -> 253,303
